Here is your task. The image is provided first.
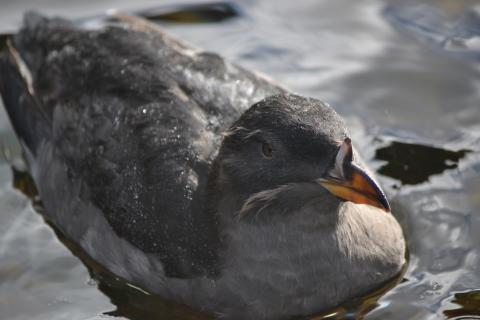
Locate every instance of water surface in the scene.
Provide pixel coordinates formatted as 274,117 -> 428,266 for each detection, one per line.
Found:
0,0 -> 479,319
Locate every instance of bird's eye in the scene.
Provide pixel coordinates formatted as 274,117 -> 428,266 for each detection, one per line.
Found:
261,142 -> 274,159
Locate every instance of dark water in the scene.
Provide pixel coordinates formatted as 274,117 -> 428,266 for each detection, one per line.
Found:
1,0 -> 479,319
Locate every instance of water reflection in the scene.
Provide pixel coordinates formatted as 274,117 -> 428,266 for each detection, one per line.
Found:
442,290 -> 480,319
375,141 -> 470,185
137,2 -> 241,24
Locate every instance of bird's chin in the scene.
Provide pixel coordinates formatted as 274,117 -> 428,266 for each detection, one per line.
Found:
338,201 -> 387,215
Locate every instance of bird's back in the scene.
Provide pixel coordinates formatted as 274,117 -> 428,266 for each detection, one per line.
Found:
0,12 -> 283,278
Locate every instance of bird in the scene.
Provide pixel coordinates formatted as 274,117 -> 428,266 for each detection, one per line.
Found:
0,11 -> 406,320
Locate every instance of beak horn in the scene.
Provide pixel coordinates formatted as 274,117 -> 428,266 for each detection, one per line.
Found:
319,138 -> 391,212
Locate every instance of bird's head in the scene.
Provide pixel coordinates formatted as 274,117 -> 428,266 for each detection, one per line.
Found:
215,93 -> 389,222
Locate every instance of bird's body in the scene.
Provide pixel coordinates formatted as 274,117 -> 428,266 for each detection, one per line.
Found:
0,13 -> 406,320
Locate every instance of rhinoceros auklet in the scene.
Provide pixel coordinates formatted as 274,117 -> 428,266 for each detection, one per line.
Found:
0,11 -> 406,320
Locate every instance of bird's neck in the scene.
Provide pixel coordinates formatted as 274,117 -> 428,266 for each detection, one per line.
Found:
207,166 -> 340,266
205,162 -> 256,227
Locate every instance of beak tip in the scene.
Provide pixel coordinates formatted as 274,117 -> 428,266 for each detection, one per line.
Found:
380,199 -> 391,212
374,185 -> 391,212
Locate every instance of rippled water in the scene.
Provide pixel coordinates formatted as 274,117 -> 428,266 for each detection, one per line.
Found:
1,0 -> 479,319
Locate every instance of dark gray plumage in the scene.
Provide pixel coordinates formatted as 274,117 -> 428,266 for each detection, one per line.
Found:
0,12 -> 406,320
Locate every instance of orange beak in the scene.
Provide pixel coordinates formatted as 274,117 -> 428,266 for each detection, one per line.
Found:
318,138 -> 390,212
